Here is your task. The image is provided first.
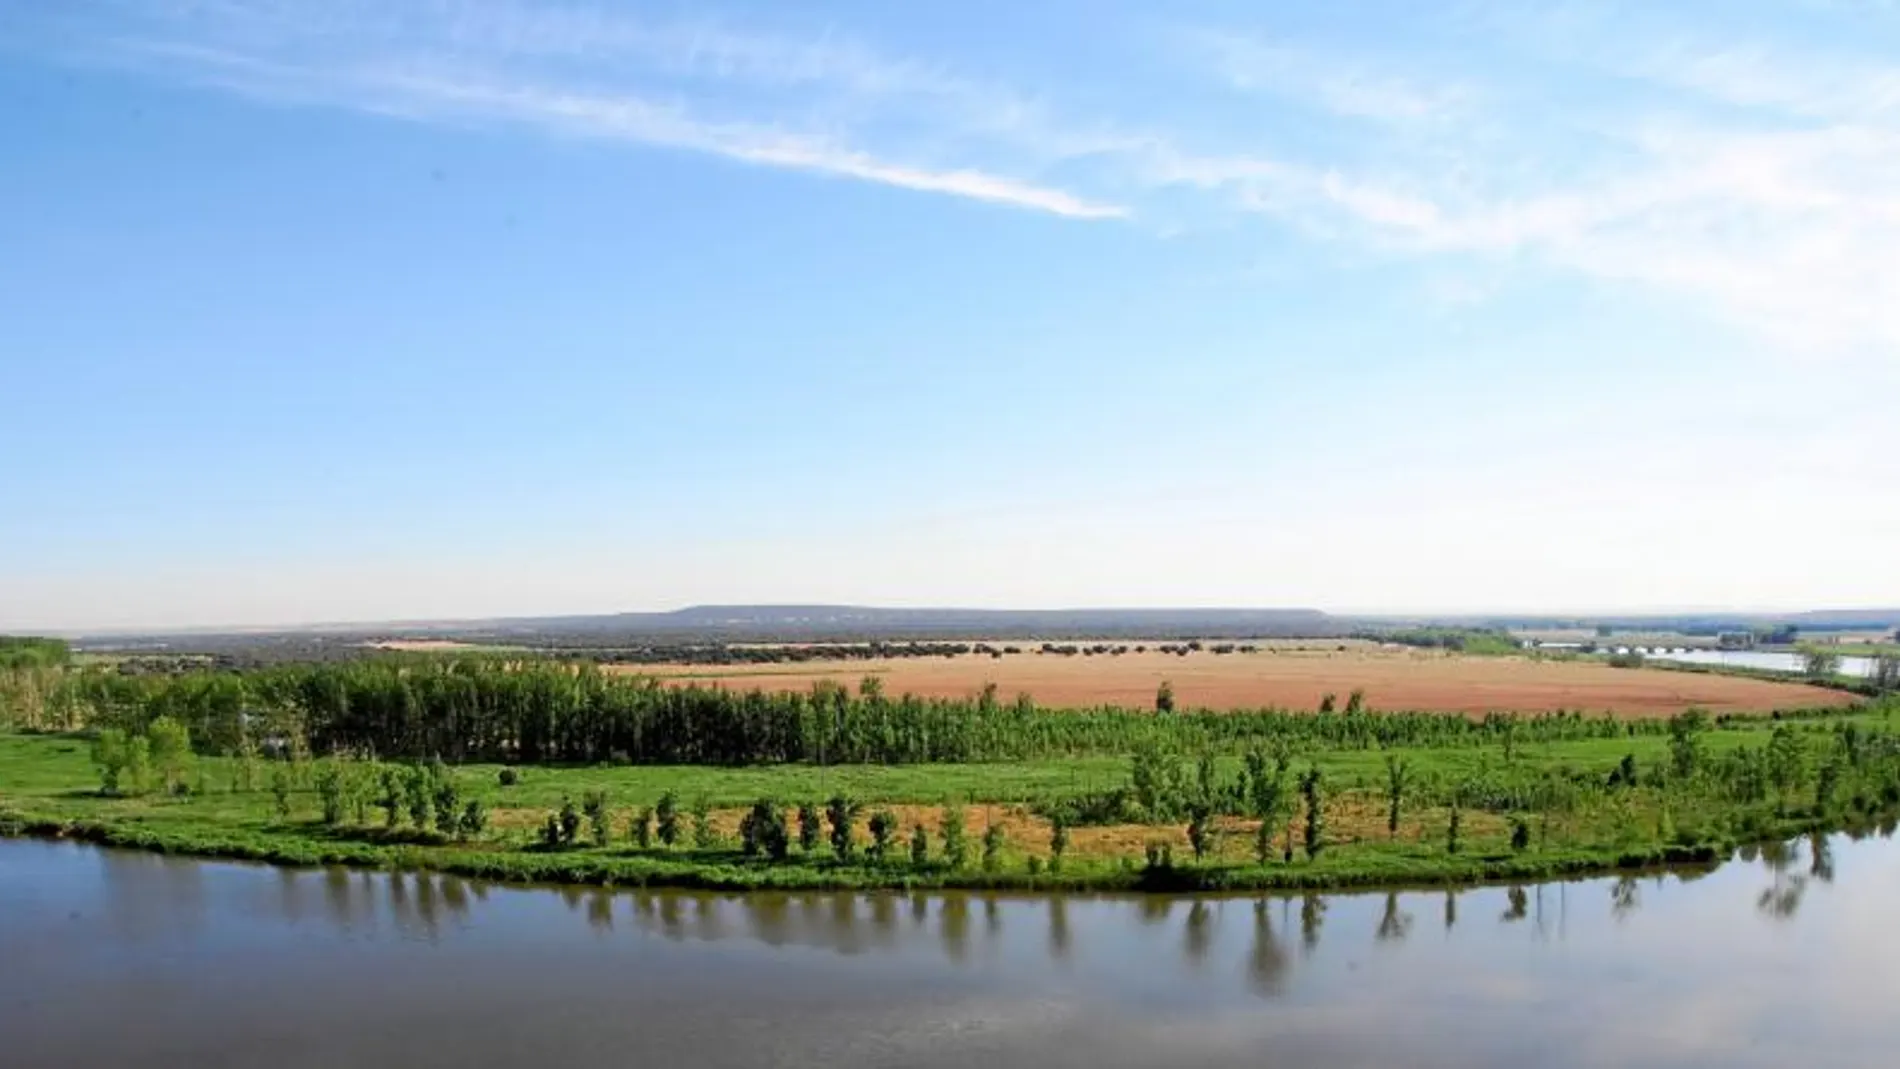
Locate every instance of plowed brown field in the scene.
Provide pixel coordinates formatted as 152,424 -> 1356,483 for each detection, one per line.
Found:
614,648 -> 1852,717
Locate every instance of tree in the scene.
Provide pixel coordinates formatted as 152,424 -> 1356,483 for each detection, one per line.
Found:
432,773 -> 462,837
1510,815 -> 1530,852
656,790 -> 681,847
1344,689 -> 1366,716
941,806 -> 969,869
1317,693 -> 1336,715
1049,816 -> 1069,872
457,797 -> 486,839
797,802 -> 822,854
404,766 -> 432,832
1300,766 -> 1325,860
124,736 -> 151,796
982,821 -> 1006,872
910,822 -> 930,866
146,716 -> 193,794
1186,802 -> 1214,861
1668,710 -> 1708,782
1155,680 -> 1175,714
741,799 -> 790,860
691,797 -> 717,849
558,798 -> 582,846
270,767 -> 292,820
1803,647 -> 1842,679
826,795 -> 860,861
1872,654 -> 1900,693
1384,755 -> 1410,837
582,789 -> 612,846
316,763 -> 346,825
631,806 -> 654,849
1447,797 -> 1463,855
867,809 -> 898,863
378,767 -> 403,828
91,728 -> 131,795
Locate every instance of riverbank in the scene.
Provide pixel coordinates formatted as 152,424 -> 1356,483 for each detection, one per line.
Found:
6,703 -> 1898,893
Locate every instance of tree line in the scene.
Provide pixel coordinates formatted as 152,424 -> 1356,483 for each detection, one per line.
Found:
25,658 -> 1734,767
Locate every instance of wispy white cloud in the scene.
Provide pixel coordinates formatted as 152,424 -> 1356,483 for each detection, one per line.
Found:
47,0 -> 1127,219
26,1 -> 1900,351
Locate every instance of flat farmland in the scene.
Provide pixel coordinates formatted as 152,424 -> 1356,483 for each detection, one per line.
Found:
616,647 -> 1854,717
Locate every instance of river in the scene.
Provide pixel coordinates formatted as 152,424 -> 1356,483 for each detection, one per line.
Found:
1640,649 -> 1879,678
3,833 -> 1898,1068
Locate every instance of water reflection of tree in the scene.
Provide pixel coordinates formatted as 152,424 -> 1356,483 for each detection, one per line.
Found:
1502,886 -> 1528,924
585,889 -> 613,932
1609,876 -> 1640,921
1183,901 -> 1213,968
1808,833 -> 1835,884
1443,890 -> 1457,932
1757,837 -> 1808,920
1299,892 -> 1325,956
1048,897 -> 1070,962
941,895 -> 970,964
1249,900 -> 1290,999
1375,892 -> 1413,943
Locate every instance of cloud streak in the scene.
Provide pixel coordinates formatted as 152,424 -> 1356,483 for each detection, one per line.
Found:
54,1 -> 1126,219
25,1 -> 1900,350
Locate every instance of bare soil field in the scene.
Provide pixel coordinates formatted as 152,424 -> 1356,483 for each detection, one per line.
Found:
615,648 -> 1852,717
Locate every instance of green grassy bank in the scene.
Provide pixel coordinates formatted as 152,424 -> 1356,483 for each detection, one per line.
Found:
6,700 -> 1898,893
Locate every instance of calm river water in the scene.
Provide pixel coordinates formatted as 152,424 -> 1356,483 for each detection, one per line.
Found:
4,834 -> 1899,1068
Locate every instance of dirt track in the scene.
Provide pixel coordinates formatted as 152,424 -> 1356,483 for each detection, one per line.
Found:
615,648 -> 1852,717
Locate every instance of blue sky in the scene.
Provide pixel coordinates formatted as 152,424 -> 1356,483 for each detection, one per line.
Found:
4,0 -> 1898,631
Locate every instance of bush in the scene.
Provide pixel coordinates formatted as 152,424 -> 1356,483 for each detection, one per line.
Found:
826,796 -> 860,861
498,767 -> 519,788
631,806 -> 654,849
981,822 -> 1006,873
910,823 -> 929,866
459,798 -> 488,839
867,810 -> 898,863
941,807 -> 968,869
656,791 -> 681,847
797,803 -> 822,854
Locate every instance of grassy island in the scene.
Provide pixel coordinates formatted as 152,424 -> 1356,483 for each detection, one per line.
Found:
4,653 -> 1898,892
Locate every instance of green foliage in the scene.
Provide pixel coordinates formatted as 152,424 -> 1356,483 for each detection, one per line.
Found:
796,802 -> 822,853
866,809 -> 898,863
825,795 -> 860,860
981,821 -> 1006,873
941,806 -> 968,869
910,823 -> 929,866
1155,680 -> 1175,714
631,806 -> 654,849
740,799 -> 790,860
1049,815 -> 1069,871
376,768 -> 402,828
91,728 -> 131,795
269,767 -> 291,820
432,772 -> 462,838
1300,765 -> 1325,860
1510,815 -> 1531,852
1186,801 -> 1214,861
691,797 -> 717,849
498,767 -> 519,788
458,798 -> 488,839
1384,755 -> 1410,836
581,789 -> 612,846
558,798 -> 582,846
316,763 -> 346,825
1803,647 -> 1843,679
146,716 -> 193,794
1447,797 -> 1463,855
404,766 -> 432,832
1669,710 -> 1708,782
655,790 -> 681,847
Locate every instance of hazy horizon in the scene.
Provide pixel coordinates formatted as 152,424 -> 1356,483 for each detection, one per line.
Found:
5,1 -> 1897,632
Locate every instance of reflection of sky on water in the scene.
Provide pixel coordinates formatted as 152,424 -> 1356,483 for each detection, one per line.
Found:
3,829 -> 1898,1068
